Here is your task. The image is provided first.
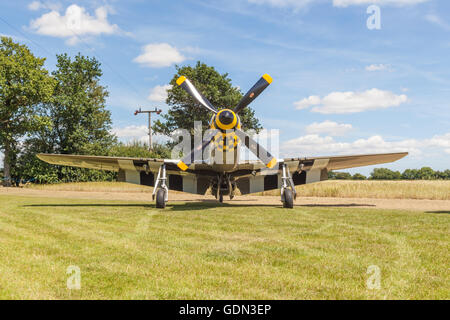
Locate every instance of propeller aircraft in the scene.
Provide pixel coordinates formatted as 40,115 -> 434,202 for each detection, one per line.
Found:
38,74 -> 407,208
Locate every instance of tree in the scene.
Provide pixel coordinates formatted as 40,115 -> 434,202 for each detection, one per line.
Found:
0,37 -> 54,186
335,172 -> 352,180
352,173 -> 367,180
402,168 -> 419,180
153,61 -> 262,146
17,53 -> 117,183
370,168 -> 401,180
328,171 -> 337,180
418,167 -> 436,180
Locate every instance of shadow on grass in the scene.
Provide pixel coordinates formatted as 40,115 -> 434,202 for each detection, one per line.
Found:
425,211 -> 450,214
24,201 -> 376,211
24,204 -> 154,208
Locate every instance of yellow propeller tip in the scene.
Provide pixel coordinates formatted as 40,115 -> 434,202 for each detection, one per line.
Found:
176,76 -> 187,86
177,161 -> 189,171
262,74 -> 273,84
266,158 -> 277,169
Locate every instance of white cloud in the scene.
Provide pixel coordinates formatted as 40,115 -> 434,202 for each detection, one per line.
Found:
365,64 -> 391,72
148,84 -> 172,102
247,0 -> 314,10
425,14 -> 450,31
294,89 -> 408,114
281,131 -> 450,158
134,43 -> 186,68
333,0 -> 430,7
247,0 -> 429,9
28,1 -> 62,11
111,125 -> 148,142
111,125 -> 168,145
428,133 -> 450,149
305,121 -> 353,136
282,134 -> 422,157
29,4 -> 119,45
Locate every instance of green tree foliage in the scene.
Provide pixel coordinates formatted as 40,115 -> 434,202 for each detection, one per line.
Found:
418,167 -> 436,180
108,141 -> 171,159
370,168 -> 402,180
0,37 -> 54,186
402,169 -> 419,180
352,173 -> 367,180
328,171 -> 337,179
153,61 -> 262,146
16,53 -> 117,183
335,172 -> 352,180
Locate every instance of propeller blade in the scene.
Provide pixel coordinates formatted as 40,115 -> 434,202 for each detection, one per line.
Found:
177,129 -> 220,171
235,129 -> 277,169
176,76 -> 218,114
234,74 -> 272,114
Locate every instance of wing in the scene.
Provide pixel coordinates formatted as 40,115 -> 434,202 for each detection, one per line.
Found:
37,154 -> 214,195
233,152 -> 408,195
283,152 -> 409,171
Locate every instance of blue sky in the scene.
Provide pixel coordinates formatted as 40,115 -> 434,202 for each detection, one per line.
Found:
1,0 -> 449,174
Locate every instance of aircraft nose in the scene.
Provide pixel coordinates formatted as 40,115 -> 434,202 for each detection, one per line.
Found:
219,110 -> 235,125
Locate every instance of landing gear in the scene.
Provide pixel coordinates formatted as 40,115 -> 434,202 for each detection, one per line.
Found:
156,188 -> 166,208
219,194 -> 224,203
282,188 -> 294,208
280,163 -> 296,209
153,164 -> 168,208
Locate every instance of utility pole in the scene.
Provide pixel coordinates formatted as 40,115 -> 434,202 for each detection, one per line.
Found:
134,107 -> 162,150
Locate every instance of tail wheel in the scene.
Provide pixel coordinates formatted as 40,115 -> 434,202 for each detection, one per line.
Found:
283,189 -> 294,209
156,189 -> 166,208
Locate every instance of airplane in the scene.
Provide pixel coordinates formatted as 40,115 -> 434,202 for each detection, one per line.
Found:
37,74 -> 408,209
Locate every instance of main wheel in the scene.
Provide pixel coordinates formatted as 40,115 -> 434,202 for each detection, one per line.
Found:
219,194 -> 223,203
156,189 -> 166,208
283,189 -> 294,209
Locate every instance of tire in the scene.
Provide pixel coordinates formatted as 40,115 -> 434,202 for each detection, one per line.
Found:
283,189 -> 294,209
219,194 -> 223,203
156,189 -> 166,208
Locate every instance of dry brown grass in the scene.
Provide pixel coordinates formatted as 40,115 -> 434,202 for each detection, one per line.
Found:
260,180 -> 450,200
26,180 -> 450,200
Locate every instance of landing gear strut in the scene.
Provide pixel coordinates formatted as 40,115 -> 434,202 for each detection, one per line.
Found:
281,163 -> 296,209
153,164 -> 168,208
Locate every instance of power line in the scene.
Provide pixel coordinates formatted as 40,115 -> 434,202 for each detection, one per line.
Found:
0,14 -> 144,100
0,15 -> 54,57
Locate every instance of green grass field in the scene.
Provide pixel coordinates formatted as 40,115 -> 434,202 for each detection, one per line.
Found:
0,194 -> 448,299
27,180 -> 450,200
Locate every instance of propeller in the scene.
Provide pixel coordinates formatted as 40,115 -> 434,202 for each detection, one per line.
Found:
175,74 -> 276,171
234,74 -> 272,114
177,129 -> 220,171
234,129 -> 277,169
176,76 -> 217,113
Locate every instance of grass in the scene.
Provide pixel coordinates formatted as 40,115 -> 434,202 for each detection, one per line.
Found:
0,194 -> 448,299
260,180 -> 450,200
27,180 -> 450,200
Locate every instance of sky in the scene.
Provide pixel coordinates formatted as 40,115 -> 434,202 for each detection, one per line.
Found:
0,0 -> 449,175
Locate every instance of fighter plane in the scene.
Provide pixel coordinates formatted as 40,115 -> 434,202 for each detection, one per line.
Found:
37,74 -> 408,208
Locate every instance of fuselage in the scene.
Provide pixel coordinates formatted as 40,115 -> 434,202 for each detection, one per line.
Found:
209,108 -> 242,171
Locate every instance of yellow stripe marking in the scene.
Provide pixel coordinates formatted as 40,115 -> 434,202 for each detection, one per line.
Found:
176,76 -> 187,86
177,161 -> 188,171
266,157 -> 277,169
262,74 -> 272,84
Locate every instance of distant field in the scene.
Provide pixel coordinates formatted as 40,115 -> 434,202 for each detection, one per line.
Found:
262,180 -> 450,200
0,194 -> 448,299
28,180 -> 450,200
